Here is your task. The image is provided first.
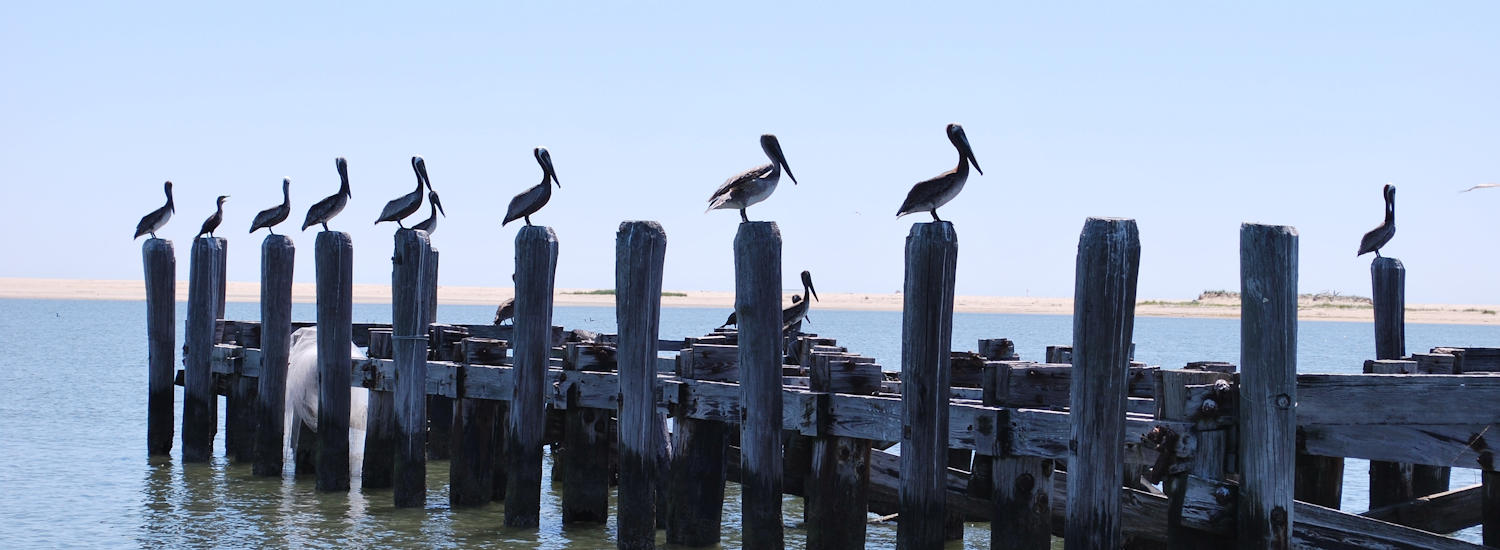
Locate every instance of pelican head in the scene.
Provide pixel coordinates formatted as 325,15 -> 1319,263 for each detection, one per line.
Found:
413,156 -> 429,188
1384,184 -> 1396,207
164,181 -> 175,212
429,190 -> 446,217
801,270 -> 819,301
535,147 -> 560,188
281,178 -> 291,193
760,134 -> 797,184
947,123 -> 982,175
336,157 -> 351,197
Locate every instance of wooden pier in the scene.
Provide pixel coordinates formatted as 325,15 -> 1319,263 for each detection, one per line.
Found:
143,219 -> 1500,549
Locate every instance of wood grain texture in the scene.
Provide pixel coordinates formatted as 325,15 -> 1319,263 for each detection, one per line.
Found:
734,221 -> 784,549
1065,218 -> 1139,550
315,231 -> 353,491
899,221 -> 957,549
143,238 -> 176,456
1362,483 -> 1483,534
393,230 -> 432,506
183,237 -> 224,462
987,364 -> 1051,550
505,225 -> 557,528
1238,223 -> 1297,549
253,235 -> 293,476
805,360 -> 872,550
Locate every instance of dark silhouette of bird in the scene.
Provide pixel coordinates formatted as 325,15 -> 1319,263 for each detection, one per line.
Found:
782,270 -> 819,332
707,134 -> 797,223
134,181 -> 175,239
249,178 -> 292,235
303,157 -> 351,231
1357,184 -> 1396,258
897,123 -> 983,222
377,156 -> 432,228
720,294 -> 803,329
411,190 -> 445,234
503,148 -> 560,226
197,195 -> 229,238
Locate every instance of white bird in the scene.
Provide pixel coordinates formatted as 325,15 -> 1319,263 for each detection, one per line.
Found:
1461,183 -> 1499,193
707,134 -> 797,223
897,123 -> 983,222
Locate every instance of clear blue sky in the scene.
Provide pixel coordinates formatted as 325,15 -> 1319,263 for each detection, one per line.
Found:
4,2 -> 1497,303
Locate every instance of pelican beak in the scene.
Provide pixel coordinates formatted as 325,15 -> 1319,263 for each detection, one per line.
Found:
416,158 -> 430,188
433,193 -> 446,217
773,141 -> 798,185
961,137 -> 983,175
804,271 -> 819,301
337,158 -> 351,198
968,151 -> 983,175
543,155 -> 560,188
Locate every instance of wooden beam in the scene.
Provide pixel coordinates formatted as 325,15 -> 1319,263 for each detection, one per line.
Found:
616,221 -> 667,548
1238,222 -> 1298,549
143,238 -> 175,457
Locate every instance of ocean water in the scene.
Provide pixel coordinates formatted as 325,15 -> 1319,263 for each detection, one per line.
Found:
0,297 -> 1494,548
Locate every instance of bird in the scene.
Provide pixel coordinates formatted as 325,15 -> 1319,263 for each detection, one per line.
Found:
782,270 -> 819,333
721,294 -> 800,328
1357,184 -> 1396,258
493,297 -> 515,325
249,178 -> 292,235
196,195 -> 229,238
411,190 -> 446,234
707,134 -> 797,223
1461,183 -> 1499,193
897,123 -> 983,222
134,181 -> 175,239
303,157 -> 352,231
502,147 -> 560,226
377,156 -> 431,228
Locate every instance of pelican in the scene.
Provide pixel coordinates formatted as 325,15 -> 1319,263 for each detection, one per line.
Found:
707,134 -> 797,223
502,147 -> 560,227
411,190 -> 446,234
249,178 -> 292,235
782,270 -> 819,332
897,123 -> 983,222
377,156 -> 431,228
1358,184 -> 1396,258
721,294 -> 800,329
133,181 -> 174,239
197,195 -> 229,238
493,297 -> 515,325
302,157 -> 352,231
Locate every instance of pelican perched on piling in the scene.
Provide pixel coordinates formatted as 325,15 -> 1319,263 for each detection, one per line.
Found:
377,156 -> 431,228
249,178 -> 292,235
502,148 -> 560,227
411,190 -> 445,234
782,270 -> 819,332
1358,184 -> 1396,258
134,181 -> 175,239
897,123 -> 983,222
303,157 -> 352,232
721,295 -> 800,329
196,195 -> 229,238
707,134 -> 797,223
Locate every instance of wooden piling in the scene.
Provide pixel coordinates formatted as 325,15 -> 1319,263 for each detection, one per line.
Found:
735,221 -> 784,549
667,350 -> 729,545
1484,470 -> 1500,547
505,225 -> 558,528
899,221 -> 958,550
615,222 -> 666,548
183,237 -> 224,462
425,248 -> 453,460
987,363 -> 1052,550
315,231 -> 353,491
1239,223 -> 1297,550
1160,368 -> 1235,548
805,364 -> 871,549
393,229 -> 432,506
143,239 -> 175,456
1369,257 -> 1450,503
253,235 -> 294,476
450,390 -> 497,506
1064,218 -> 1140,550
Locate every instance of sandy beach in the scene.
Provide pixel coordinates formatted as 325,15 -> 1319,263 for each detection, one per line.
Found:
1,277 -> 1497,325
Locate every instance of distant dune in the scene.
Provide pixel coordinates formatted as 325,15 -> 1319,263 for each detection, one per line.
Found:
1,277 -> 1496,325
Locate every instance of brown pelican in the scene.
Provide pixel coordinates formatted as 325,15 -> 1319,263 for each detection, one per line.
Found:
411,190 -> 445,234
196,195 -> 229,238
782,270 -> 819,332
493,297 -> 515,325
377,156 -> 431,228
1358,184 -> 1396,258
706,134 -> 797,223
721,294 -> 800,328
502,147 -> 560,227
302,157 -> 352,231
133,181 -> 174,239
249,178 -> 292,235
897,123 -> 983,222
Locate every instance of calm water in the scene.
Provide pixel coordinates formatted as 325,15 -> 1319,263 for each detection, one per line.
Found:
0,298 -> 1494,547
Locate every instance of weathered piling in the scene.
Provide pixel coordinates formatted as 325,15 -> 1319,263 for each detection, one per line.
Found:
220,240 -> 257,462
506,225 -> 558,528
735,221 -> 784,548
393,229 -> 432,506
183,237 -> 224,462
426,248 -> 453,460
1239,223 -> 1297,549
1160,368 -> 1235,548
315,231 -> 353,491
899,221 -> 958,549
451,339 -> 500,506
988,362 -> 1052,550
616,221 -> 667,548
1064,218 -> 1140,550
667,352 -> 729,544
1485,470 -> 1500,547
561,379 -> 609,521
253,235 -> 294,476
143,239 -> 175,456
1369,257 -> 1450,503
805,359 -> 872,549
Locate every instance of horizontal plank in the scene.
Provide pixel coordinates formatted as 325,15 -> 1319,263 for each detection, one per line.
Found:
1298,373 -> 1500,425
1301,422 -> 1497,470
1361,483 -> 1483,534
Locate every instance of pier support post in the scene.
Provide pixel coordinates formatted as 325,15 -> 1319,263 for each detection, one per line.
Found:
505,225 -> 558,527
253,235 -> 294,476
1484,470 -> 1500,547
1064,218 -> 1139,550
988,363 -> 1052,550
805,368 -> 871,549
183,237 -> 224,462
426,249 -> 453,460
735,221 -> 784,549
1368,257 -> 1450,504
1239,223 -> 1297,550
223,242 -> 259,463
144,239 -> 175,457
899,221 -> 958,549
315,231 -> 353,491
451,338 -> 500,507
616,221 -> 667,548
393,229 -> 432,506
667,357 -> 729,545
1160,368 -> 1235,548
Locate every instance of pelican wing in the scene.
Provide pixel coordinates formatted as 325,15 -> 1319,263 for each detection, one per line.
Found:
503,182 -> 550,225
134,205 -> 170,238
897,167 -> 961,216
377,190 -> 421,223
1357,224 -> 1395,256
250,204 -> 288,233
708,163 -> 774,206
302,194 -> 338,230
